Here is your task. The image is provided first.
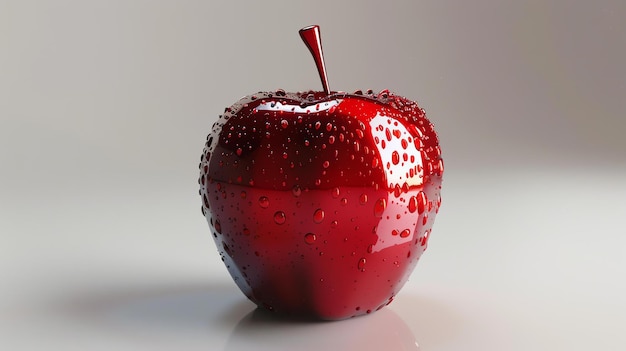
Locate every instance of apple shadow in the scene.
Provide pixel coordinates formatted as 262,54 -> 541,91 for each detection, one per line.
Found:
50,282 -> 461,351
51,281 -> 256,343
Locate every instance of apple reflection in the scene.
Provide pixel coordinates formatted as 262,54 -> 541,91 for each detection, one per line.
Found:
224,307 -> 419,351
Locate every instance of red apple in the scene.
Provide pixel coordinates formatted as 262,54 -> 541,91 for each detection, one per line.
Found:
199,25 -> 443,320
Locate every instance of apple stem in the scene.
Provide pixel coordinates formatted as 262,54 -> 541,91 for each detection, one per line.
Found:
299,25 -> 330,95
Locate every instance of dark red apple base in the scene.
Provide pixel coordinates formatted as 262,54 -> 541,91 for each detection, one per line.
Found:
206,183 -> 438,320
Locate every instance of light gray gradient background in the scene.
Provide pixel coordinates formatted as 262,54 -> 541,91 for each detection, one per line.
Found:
1,1 -> 625,350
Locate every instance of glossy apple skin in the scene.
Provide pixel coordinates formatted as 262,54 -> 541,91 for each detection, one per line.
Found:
199,90 -> 443,320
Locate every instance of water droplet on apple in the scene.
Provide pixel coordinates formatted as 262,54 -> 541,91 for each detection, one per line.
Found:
420,229 -> 431,247
331,187 -> 340,198
400,229 -> 411,238
304,232 -> 317,244
274,211 -> 286,224
401,139 -> 408,149
281,119 -> 289,129
214,219 -> 222,234
393,184 -> 402,197
356,129 -> 364,139
372,158 -> 379,168
359,194 -> 368,205
313,208 -> 325,223
357,258 -> 366,271
221,241 -> 231,255
408,196 -> 417,213
259,196 -> 270,208
374,198 -> 386,217
323,160 -> 330,168
292,185 -> 302,197
417,191 -> 427,214
392,151 -> 400,165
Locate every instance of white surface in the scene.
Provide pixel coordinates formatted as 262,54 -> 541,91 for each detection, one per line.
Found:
2,168 -> 625,350
2,0 -> 625,350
